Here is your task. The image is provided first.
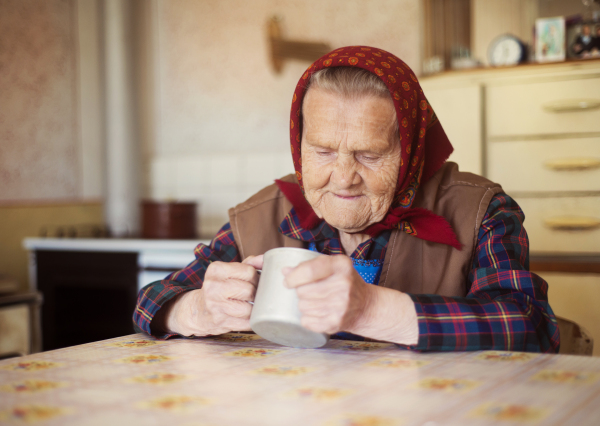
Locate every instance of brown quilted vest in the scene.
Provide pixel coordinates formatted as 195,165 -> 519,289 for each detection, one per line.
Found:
228,162 -> 503,297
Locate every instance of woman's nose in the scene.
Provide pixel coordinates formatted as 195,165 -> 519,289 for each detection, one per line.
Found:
332,157 -> 360,188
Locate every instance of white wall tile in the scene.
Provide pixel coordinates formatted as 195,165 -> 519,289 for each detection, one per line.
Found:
176,156 -> 209,189
274,152 -> 295,179
197,190 -> 242,237
207,155 -> 242,187
244,153 -> 279,187
149,157 -> 178,200
150,185 -> 177,200
204,192 -> 239,215
175,185 -> 205,200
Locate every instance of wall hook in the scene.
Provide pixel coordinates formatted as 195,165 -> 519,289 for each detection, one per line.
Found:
268,16 -> 331,73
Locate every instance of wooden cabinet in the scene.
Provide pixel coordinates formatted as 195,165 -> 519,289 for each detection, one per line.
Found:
421,60 -> 600,253
422,60 -> 600,355
484,66 -> 600,255
24,238 -> 202,351
36,250 -> 138,351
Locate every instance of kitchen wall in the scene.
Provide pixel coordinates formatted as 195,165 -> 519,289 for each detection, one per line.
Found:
0,0 -> 82,202
0,0 -> 98,291
146,0 -> 422,236
0,0 -> 422,287
0,202 -> 103,291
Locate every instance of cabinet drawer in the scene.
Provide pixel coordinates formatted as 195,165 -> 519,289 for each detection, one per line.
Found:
515,196 -> 600,253
488,137 -> 600,192
487,77 -> 600,138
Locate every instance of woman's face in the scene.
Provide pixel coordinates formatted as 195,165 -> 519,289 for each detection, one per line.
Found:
301,88 -> 401,233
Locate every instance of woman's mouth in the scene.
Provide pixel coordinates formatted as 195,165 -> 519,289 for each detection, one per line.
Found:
333,193 -> 362,200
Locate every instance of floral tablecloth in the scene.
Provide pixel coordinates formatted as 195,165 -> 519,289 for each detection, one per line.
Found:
1,333 -> 599,425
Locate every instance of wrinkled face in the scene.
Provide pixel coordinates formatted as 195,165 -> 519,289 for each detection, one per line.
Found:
301,88 -> 401,233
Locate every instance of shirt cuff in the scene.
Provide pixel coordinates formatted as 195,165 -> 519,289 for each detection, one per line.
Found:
133,280 -> 201,340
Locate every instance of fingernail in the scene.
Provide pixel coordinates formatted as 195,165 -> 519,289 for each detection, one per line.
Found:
281,266 -> 291,275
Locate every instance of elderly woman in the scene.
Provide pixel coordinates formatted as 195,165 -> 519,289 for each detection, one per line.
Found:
134,46 -> 559,352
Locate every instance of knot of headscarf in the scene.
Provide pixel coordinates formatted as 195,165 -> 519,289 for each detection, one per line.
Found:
276,46 -> 461,250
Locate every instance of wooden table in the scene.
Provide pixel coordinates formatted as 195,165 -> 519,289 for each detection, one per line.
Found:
1,333 -> 600,425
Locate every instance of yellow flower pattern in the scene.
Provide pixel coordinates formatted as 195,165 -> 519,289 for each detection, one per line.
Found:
0,332 -> 597,424
0,380 -> 64,394
128,372 -> 186,385
224,348 -> 283,358
139,395 -> 209,412
471,403 -> 547,422
116,354 -> 171,365
253,366 -> 312,377
2,361 -> 61,372
0,405 -> 67,423
476,351 -> 537,362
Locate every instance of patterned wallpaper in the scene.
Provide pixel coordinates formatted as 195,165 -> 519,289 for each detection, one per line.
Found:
0,0 -> 80,202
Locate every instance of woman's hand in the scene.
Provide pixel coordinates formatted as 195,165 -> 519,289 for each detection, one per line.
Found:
157,255 -> 263,337
283,255 -> 419,345
283,255 -> 375,334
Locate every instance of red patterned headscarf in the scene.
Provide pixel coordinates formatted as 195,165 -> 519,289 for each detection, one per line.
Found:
276,46 -> 460,250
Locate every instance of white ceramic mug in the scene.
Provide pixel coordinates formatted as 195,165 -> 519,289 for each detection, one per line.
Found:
250,247 -> 329,348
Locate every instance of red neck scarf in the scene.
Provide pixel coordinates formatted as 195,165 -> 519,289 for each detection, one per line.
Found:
276,46 -> 460,250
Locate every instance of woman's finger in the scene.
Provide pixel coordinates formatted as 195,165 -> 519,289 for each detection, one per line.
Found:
295,280 -> 336,300
298,298 -> 332,317
207,261 -> 260,284
224,317 -> 252,332
222,299 -> 253,319
284,255 -> 344,288
220,278 -> 257,302
242,254 -> 264,270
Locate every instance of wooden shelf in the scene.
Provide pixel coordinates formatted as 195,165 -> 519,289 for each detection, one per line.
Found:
421,57 -> 600,79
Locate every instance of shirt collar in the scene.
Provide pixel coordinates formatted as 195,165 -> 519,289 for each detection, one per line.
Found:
278,207 -> 391,259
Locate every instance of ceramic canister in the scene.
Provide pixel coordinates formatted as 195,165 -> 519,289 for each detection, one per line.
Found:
250,247 -> 329,348
141,201 -> 197,239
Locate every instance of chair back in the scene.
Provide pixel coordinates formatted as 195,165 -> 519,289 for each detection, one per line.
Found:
557,316 -> 594,356
0,291 -> 43,358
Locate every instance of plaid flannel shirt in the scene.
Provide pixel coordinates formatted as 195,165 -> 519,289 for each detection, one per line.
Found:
133,193 -> 559,353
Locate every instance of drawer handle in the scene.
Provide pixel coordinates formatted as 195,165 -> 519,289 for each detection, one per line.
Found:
544,158 -> 600,171
544,216 -> 600,231
542,98 -> 600,113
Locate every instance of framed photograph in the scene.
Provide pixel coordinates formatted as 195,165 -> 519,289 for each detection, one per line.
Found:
536,17 -> 566,62
567,21 -> 600,59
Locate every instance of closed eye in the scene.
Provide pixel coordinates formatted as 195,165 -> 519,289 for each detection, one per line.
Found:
358,153 -> 381,162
